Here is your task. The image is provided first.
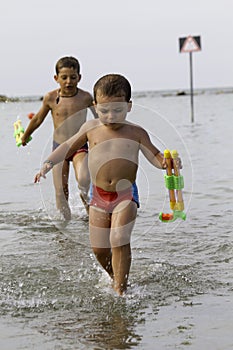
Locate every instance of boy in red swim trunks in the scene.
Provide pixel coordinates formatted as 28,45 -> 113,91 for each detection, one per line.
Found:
34,74 -> 167,295
89,182 -> 139,213
22,56 -> 97,219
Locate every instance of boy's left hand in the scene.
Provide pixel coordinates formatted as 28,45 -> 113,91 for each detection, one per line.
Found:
162,157 -> 167,169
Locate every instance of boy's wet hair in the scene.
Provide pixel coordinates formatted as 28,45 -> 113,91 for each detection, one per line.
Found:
93,74 -> 131,103
55,56 -> 80,75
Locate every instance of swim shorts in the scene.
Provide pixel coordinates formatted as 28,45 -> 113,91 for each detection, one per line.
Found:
90,183 -> 140,213
53,140 -> 88,161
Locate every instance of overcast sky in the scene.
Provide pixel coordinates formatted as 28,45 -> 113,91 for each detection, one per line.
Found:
1,0 -> 232,96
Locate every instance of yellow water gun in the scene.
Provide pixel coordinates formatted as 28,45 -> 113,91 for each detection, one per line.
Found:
159,149 -> 186,222
13,119 -> 32,147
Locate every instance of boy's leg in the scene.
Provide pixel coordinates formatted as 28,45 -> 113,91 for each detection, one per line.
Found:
73,152 -> 90,213
52,161 -> 71,220
110,201 -> 137,295
89,206 -> 113,278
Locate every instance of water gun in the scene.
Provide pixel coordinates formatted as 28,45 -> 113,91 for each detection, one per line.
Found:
13,119 -> 32,147
159,149 -> 186,222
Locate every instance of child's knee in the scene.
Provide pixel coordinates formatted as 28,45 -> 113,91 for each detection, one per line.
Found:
78,172 -> 90,190
110,229 -> 131,248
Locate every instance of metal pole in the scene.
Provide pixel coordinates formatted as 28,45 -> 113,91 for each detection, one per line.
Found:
189,52 -> 194,123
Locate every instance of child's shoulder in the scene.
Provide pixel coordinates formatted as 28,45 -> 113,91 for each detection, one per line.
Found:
38,89 -> 58,110
125,121 -> 149,140
126,121 -> 147,132
82,118 -> 100,130
78,88 -> 93,101
43,89 -> 58,103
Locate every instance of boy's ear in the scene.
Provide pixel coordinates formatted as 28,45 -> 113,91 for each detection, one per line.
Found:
78,74 -> 82,82
54,75 -> 58,83
127,101 -> 132,112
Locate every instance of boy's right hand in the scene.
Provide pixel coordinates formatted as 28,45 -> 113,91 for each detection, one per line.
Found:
34,161 -> 53,183
21,135 -> 29,146
34,172 -> 43,183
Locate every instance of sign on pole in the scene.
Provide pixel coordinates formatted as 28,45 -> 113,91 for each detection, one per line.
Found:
179,36 -> 201,53
179,35 -> 201,123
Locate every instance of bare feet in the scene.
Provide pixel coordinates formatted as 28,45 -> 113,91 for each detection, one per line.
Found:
113,282 -> 127,296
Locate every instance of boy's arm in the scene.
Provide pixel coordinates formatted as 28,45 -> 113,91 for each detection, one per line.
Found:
139,128 -> 166,169
140,129 -> 182,170
34,124 -> 89,182
21,96 -> 50,146
143,148 -> 166,169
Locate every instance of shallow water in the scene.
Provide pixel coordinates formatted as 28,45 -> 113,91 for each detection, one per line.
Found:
0,90 -> 233,349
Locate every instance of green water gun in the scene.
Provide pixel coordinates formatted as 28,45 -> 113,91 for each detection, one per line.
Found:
159,149 -> 186,222
13,119 -> 32,147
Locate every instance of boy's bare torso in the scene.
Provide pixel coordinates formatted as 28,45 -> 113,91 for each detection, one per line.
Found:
46,88 -> 92,144
86,120 -> 142,192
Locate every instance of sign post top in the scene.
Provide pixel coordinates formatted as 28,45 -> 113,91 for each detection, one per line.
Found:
179,35 -> 201,53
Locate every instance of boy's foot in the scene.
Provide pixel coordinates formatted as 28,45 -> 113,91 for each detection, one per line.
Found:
113,283 -> 126,296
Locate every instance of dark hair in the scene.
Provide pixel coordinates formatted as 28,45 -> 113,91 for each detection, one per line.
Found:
93,74 -> 131,103
55,56 -> 80,75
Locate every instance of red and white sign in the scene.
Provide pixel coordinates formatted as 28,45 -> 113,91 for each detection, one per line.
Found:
179,35 -> 201,53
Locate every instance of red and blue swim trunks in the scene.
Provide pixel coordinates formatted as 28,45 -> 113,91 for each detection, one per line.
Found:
90,183 -> 140,213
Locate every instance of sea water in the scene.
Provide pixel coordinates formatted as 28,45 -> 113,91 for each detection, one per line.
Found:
0,89 -> 232,349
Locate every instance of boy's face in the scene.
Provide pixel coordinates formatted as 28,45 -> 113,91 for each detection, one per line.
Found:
54,67 -> 81,95
94,94 -> 132,126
